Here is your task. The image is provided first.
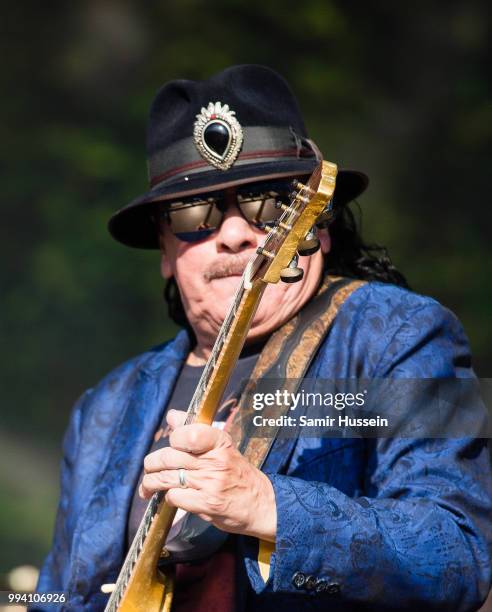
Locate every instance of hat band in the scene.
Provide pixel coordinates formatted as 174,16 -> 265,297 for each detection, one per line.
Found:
148,125 -> 314,188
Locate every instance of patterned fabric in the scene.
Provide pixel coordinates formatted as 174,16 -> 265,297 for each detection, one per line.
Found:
35,282 -> 492,611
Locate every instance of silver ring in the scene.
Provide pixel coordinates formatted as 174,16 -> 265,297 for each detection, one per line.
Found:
178,468 -> 187,488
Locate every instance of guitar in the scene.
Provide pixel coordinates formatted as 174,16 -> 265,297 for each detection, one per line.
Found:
103,160 -> 338,611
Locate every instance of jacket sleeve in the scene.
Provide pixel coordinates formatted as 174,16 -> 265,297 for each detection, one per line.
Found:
33,389 -> 92,608
242,301 -> 492,610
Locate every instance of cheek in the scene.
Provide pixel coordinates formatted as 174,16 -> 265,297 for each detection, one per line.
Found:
253,251 -> 323,319
260,281 -> 292,307
172,240 -> 209,278
172,244 -> 216,311
253,281 -> 292,322
174,254 -> 204,293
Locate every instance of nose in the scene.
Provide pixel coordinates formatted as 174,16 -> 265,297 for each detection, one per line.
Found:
215,189 -> 259,254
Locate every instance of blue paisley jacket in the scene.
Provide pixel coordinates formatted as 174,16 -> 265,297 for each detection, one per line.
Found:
36,282 -> 492,611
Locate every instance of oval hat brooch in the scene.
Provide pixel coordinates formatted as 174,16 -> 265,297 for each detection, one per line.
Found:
193,101 -> 244,170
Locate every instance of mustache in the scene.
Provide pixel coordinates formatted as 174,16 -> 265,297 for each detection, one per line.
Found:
204,255 -> 251,282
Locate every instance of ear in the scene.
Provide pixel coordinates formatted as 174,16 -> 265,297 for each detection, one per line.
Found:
159,234 -> 173,280
318,227 -> 331,255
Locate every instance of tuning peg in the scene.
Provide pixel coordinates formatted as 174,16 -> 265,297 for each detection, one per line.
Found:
297,227 -> 320,256
274,200 -> 290,211
289,188 -> 313,202
280,254 -> 304,283
257,246 -> 275,259
291,179 -> 314,194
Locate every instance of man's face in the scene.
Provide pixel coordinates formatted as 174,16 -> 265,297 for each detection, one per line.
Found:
159,186 -> 331,352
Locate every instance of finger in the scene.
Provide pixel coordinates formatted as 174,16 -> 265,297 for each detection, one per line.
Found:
144,446 -> 199,473
166,409 -> 187,430
165,487 -> 212,516
139,469 -> 199,498
170,423 -> 231,454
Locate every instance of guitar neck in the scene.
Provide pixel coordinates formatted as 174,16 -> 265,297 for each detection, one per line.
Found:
105,272 -> 267,611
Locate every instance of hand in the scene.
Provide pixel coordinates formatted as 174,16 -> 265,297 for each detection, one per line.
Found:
139,409 -> 277,542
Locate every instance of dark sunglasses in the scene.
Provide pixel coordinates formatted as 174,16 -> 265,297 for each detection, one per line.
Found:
157,180 -> 296,243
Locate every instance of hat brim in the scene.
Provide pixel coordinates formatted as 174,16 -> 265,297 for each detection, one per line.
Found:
108,159 -> 368,249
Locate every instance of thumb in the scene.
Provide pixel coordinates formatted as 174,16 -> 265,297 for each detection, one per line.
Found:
166,409 -> 187,430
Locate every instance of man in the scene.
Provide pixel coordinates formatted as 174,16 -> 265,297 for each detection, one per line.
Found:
36,65 -> 492,610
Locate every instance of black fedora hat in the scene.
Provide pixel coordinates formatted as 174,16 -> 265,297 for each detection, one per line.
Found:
108,64 -> 368,249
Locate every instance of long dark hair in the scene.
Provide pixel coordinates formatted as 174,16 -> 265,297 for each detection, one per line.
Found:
324,200 -> 410,288
163,199 -> 410,329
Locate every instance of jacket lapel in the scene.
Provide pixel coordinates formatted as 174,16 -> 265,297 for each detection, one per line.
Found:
68,331 -> 190,601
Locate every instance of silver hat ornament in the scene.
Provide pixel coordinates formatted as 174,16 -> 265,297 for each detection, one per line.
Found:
193,101 -> 244,170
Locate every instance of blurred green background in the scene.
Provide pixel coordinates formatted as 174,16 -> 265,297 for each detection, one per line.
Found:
1,0 -> 490,575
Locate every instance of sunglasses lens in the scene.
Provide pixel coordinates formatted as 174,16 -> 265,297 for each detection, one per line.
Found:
237,196 -> 280,226
166,198 -> 223,242
237,183 -> 291,226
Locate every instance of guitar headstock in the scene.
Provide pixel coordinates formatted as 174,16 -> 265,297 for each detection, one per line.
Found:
248,160 -> 337,285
